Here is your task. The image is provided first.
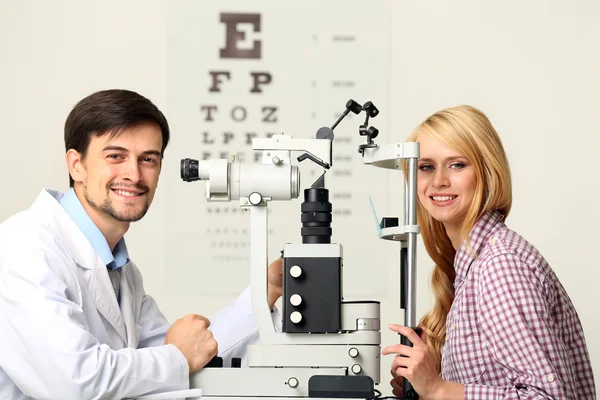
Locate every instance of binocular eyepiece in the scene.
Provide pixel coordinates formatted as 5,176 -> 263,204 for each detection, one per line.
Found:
181,158 -> 200,182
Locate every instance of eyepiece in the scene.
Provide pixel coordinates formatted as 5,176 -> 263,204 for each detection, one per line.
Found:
181,158 -> 200,182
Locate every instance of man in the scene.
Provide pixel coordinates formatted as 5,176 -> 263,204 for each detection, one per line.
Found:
0,89 -> 283,399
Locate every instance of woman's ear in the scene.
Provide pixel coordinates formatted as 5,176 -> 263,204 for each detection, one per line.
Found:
66,149 -> 85,184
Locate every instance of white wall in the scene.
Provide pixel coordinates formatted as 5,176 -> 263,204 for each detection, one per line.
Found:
390,2 -> 600,391
0,0 -> 598,394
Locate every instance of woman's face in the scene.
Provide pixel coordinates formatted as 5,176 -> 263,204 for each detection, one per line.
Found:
416,133 -> 477,233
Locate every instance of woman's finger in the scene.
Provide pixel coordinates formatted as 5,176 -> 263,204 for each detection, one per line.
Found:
382,344 -> 416,356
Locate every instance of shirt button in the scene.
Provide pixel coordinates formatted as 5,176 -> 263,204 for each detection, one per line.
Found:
490,237 -> 498,244
450,323 -> 456,330
547,374 -> 555,383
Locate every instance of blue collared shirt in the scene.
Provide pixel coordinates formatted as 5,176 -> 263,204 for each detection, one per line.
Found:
59,188 -> 129,270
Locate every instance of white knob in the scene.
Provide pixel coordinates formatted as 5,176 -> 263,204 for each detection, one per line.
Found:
351,364 -> 362,374
272,156 -> 282,165
248,192 -> 262,205
290,294 -> 303,306
290,265 -> 302,278
290,311 -> 303,324
348,347 -> 359,358
287,377 -> 299,388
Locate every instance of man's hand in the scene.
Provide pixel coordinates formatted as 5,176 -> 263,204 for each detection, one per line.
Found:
165,314 -> 218,373
267,257 -> 283,309
390,368 -> 405,398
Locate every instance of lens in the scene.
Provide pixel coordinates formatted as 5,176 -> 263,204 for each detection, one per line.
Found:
180,158 -> 199,182
301,188 -> 332,244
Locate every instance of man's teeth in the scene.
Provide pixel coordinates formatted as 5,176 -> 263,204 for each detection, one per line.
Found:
432,195 -> 456,201
114,189 -> 139,197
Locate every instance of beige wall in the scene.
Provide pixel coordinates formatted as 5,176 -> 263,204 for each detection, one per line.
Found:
1,0 -> 598,394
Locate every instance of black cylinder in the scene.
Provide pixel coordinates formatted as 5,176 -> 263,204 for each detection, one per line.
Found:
301,188 -> 332,244
180,158 -> 200,182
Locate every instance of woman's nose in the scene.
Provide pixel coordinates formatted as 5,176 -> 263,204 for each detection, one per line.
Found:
432,169 -> 449,187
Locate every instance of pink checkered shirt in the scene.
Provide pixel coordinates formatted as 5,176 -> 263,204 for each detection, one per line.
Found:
441,211 -> 596,399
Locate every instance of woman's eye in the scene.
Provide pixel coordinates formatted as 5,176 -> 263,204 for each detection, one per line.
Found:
419,164 -> 434,171
450,162 -> 465,169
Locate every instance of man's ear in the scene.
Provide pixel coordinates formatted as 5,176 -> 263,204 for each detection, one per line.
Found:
66,149 -> 85,184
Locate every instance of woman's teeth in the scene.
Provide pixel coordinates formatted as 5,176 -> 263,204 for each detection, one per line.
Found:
432,195 -> 457,201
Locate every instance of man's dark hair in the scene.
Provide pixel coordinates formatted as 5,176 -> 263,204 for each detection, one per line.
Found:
64,89 -> 170,187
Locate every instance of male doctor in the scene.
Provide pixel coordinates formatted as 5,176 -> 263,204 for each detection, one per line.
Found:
0,89 -> 283,399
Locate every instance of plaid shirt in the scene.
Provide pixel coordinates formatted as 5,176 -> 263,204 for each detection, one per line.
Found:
441,211 -> 596,399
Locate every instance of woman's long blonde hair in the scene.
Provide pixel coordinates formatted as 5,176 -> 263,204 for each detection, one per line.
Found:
405,105 -> 512,370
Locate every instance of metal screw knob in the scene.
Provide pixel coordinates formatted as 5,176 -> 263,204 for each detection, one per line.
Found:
248,192 -> 262,205
348,347 -> 359,358
351,364 -> 362,374
287,377 -> 299,388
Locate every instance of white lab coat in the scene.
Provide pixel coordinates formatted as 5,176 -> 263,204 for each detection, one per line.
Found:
0,189 -> 267,400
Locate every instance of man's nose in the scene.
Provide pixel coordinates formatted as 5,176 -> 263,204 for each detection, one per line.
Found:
122,159 -> 142,183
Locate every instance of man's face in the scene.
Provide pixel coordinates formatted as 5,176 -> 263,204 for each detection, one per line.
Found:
76,122 -> 163,223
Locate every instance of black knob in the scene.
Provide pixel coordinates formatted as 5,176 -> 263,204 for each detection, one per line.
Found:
367,126 -> 379,139
345,99 -> 363,114
205,356 -> 223,368
363,101 -> 379,118
231,357 -> 242,368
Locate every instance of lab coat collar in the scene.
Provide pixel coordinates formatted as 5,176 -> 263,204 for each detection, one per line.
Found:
30,189 -> 97,270
29,189 -> 129,345
59,188 -> 130,270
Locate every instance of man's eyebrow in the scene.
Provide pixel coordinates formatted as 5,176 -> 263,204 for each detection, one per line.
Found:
102,146 -> 162,157
102,145 -> 129,153
141,150 -> 162,157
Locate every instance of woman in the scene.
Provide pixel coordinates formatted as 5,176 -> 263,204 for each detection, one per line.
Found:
382,106 -> 595,399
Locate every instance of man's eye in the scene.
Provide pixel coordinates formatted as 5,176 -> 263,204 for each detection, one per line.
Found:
419,164 -> 434,171
143,157 -> 157,164
107,154 -> 123,160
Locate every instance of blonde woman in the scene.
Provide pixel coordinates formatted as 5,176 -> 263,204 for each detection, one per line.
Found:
382,106 -> 595,399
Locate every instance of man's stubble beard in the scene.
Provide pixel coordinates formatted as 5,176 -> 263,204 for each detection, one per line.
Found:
84,186 -> 150,223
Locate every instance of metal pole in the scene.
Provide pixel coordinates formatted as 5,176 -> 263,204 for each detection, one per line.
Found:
405,157 -> 418,328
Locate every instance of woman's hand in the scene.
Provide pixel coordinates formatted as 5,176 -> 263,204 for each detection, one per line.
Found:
382,324 -> 444,399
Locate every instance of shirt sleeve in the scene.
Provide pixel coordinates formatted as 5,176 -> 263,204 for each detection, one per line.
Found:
209,285 -> 282,366
464,252 -> 578,399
